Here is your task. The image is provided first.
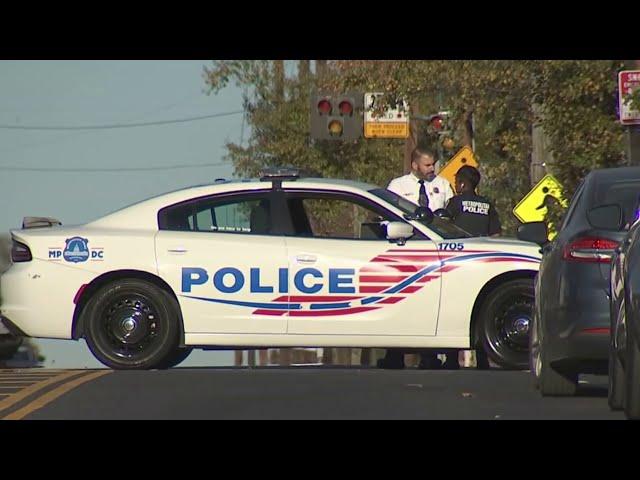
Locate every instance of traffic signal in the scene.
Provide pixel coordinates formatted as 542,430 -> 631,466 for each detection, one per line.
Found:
427,111 -> 452,136
310,93 -> 363,140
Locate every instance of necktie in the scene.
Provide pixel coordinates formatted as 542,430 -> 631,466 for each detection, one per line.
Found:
418,179 -> 429,208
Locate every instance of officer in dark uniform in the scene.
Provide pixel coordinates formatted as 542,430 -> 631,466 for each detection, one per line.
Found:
446,165 -> 501,237
445,165 -> 501,369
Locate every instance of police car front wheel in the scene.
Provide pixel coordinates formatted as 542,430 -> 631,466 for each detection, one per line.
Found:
478,278 -> 534,370
83,279 -> 181,370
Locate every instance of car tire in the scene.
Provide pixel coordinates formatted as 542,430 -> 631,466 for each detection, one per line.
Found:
624,332 -> 640,419
155,347 -> 193,369
529,310 -> 541,390
609,346 -> 625,411
538,354 -> 578,396
478,278 -> 534,370
530,303 -> 578,396
84,279 -> 180,370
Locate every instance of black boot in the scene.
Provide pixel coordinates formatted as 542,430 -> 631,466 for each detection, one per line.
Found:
418,352 -> 442,370
376,349 -> 405,369
476,349 -> 490,370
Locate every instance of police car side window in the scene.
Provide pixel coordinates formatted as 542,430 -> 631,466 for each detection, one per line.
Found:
285,191 -> 411,241
158,192 -> 274,235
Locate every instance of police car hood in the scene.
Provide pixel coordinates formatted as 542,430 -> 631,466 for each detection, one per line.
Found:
460,236 -> 542,259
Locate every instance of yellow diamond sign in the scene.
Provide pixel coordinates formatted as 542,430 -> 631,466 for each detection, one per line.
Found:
439,146 -> 478,188
513,174 -> 568,224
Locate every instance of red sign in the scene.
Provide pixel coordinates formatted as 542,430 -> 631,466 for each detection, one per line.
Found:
619,70 -> 640,125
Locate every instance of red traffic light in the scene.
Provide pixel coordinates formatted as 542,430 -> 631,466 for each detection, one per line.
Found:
430,115 -> 443,131
338,100 -> 353,116
317,99 -> 332,115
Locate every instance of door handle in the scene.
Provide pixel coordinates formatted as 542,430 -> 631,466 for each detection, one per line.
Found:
167,248 -> 188,254
295,254 -> 317,264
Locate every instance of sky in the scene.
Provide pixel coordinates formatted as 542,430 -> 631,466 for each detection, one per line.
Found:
0,60 -> 246,368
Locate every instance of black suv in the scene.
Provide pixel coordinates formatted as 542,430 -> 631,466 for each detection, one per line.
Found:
609,205 -> 640,419
518,167 -> 640,396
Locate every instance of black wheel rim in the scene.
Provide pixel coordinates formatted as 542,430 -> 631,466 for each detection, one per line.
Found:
486,290 -> 534,367
97,294 -> 162,361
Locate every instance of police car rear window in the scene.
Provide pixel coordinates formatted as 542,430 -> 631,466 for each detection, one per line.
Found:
158,192 -> 274,235
370,188 -> 471,239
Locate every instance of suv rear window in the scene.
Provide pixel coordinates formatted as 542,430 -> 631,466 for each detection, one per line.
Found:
592,180 -> 640,226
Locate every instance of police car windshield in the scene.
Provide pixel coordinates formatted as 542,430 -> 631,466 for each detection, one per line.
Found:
369,188 -> 471,239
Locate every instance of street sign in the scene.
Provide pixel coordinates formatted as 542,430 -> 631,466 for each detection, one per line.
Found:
438,146 -> 478,188
364,92 -> 409,139
513,174 -> 568,224
618,70 -> 640,125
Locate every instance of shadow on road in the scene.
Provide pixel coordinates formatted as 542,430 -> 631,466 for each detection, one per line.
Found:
575,385 -> 608,398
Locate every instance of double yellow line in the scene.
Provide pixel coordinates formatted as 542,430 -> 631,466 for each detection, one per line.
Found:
0,370 -> 111,420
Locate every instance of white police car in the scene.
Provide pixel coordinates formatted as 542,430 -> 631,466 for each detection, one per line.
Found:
0,168 -> 541,370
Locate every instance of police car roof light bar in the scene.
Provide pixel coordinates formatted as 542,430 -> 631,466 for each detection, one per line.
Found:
259,167 -> 300,182
22,216 -> 62,229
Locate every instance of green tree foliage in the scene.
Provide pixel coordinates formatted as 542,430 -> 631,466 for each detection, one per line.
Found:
205,61 -> 628,235
204,61 -> 403,187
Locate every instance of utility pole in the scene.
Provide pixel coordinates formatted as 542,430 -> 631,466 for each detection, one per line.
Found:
531,103 -> 552,185
404,102 -> 420,174
628,126 -> 640,166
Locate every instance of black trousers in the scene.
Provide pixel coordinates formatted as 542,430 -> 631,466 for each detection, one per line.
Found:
383,348 -> 490,368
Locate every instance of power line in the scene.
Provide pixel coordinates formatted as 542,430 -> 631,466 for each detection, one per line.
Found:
0,161 -> 230,173
0,110 -> 244,131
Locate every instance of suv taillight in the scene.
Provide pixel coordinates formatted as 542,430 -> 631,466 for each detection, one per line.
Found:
11,239 -> 32,263
562,236 -> 619,263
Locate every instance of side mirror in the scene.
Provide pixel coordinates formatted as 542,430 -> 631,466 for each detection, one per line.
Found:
587,204 -> 624,230
403,206 -> 434,224
517,221 -> 548,246
386,222 -> 414,245
433,208 -> 453,220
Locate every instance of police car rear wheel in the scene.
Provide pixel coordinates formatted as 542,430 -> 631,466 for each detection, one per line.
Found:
84,279 -> 180,370
155,347 -> 193,369
479,278 -> 534,370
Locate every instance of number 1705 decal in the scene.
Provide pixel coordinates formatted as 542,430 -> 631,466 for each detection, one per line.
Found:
439,242 -> 464,251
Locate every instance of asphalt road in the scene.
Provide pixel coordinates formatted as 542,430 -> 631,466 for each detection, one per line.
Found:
0,367 -> 625,420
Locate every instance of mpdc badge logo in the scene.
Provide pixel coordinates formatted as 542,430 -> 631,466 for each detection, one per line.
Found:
63,237 -> 90,263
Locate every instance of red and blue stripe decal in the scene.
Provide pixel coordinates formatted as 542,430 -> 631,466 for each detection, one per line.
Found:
182,249 -> 539,316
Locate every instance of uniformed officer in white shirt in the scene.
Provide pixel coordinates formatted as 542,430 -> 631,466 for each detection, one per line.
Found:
387,146 -> 454,211
378,146 -> 456,370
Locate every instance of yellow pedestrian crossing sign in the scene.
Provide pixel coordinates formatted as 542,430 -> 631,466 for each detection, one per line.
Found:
439,146 -> 478,189
513,174 -> 568,224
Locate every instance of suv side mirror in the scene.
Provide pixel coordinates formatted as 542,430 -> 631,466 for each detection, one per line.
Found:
386,222 -> 414,245
517,221 -> 548,246
403,206 -> 434,224
587,204 -> 624,230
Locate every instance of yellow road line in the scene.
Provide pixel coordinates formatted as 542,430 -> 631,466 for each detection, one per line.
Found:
0,370 -> 68,373
0,383 -> 38,386
0,379 -> 62,382
0,370 -> 85,414
3,371 -> 111,420
0,379 -> 52,383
